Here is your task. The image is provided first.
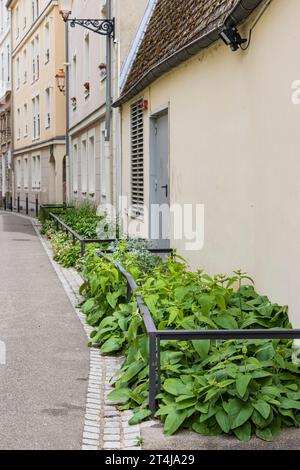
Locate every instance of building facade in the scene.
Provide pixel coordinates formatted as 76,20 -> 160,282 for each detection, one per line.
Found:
8,0 -> 66,212
67,0 -> 148,212
0,1 -> 12,208
116,0 -> 300,326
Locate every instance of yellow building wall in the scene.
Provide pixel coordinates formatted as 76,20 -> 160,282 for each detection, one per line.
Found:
10,0 -> 66,205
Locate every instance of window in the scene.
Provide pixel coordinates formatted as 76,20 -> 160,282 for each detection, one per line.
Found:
72,141 -> 78,194
23,49 -> 27,83
72,54 -> 77,96
16,57 -> 20,88
81,137 -> 87,194
45,87 -> 50,128
35,36 -> 39,80
16,6 -> 19,38
100,124 -> 107,201
84,33 -> 90,96
130,99 -> 144,217
31,36 -> 39,82
24,157 -> 29,189
100,1 -> 107,81
88,132 -> 95,195
17,108 -> 21,140
32,95 -> 40,140
44,22 -> 50,63
24,103 -> 28,136
31,40 -> 35,81
7,44 -> 10,82
32,0 -> 39,23
32,155 -> 41,189
17,158 -> 21,188
1,52 -> 4,85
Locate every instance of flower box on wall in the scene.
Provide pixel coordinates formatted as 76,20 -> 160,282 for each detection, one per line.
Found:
83,82 -> 90,98
99,63 -> 107,80
71,96 -> 77,110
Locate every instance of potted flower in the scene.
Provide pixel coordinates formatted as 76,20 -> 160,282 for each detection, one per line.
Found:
83,82 -> 90,97
99,63 -> 107,80
71,96 -> 77,110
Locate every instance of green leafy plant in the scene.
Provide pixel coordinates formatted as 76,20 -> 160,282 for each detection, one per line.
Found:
42,209 -> 300,442
109,238 -> 162,275
50,232 -> 81,268
61,203 -> 109,239
104,258 -> 300,442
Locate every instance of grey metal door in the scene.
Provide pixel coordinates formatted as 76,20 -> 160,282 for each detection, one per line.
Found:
150,111 -> 170,249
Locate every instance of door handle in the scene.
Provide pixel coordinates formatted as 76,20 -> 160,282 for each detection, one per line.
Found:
161,184 -> 168,198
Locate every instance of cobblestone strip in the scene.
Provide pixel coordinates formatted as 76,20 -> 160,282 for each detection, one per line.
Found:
30,219 -> 142,451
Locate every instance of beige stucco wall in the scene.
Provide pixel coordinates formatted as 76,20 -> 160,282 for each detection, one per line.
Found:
121,0 -> 300,325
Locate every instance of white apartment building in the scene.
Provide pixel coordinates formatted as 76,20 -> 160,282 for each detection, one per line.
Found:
67,0 -> 148,211
0,1 -> 12,208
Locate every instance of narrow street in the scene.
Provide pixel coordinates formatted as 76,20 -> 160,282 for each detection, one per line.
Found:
0,213 -> 89,450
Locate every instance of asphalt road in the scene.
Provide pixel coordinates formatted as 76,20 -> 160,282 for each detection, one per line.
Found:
0,213 -> 89,450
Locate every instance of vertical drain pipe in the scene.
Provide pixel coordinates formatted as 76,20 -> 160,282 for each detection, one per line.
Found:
105,0 -> 112,142
65,21 -> 70,204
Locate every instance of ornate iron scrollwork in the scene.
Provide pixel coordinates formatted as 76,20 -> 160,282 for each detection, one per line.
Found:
68,18 -> 115,38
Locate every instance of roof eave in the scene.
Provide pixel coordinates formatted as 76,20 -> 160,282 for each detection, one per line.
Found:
113,0 -> 264,108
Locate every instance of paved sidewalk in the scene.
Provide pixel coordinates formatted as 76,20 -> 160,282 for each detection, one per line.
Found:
0,213 -> 90,450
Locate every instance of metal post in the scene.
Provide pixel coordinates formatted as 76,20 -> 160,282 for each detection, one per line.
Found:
126,281 -> 131,304
10,196 -> 13,211
26,196 -> 29,215
35,197 -> 39,218
157,336 -> 161,396
3,196 -> 6,211
17,196 -> 20,213
149,334 -> 157,417
81,240 -> 86,257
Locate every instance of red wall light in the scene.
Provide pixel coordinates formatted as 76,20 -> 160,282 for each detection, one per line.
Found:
139,99 -> 149,111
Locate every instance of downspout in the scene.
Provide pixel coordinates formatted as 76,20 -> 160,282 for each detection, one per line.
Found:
65,21 -> 70,204
8,6 -> 14,207
105,0 -> 112,142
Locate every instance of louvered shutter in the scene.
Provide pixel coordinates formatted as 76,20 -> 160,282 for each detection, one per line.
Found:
130,99 -> 144,217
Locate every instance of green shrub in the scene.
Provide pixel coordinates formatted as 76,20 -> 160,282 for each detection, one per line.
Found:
51,232 -> 81,268
61,203 -> 108,239
110,238 -> 163,275
79,253 -> 300,441
38,206 -> 66,225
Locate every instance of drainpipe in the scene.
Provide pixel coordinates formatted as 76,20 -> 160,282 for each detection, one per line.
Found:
8,7 -> 14,209
105,0 -> 112,142
65,21 -> 70,204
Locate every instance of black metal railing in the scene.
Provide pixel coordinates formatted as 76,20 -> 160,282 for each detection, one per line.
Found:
49,212 -> 116,257
40,204 -> 68,222
100,257 -> 300,417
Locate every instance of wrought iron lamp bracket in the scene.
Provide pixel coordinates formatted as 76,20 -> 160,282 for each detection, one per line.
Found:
67,18 -> 115,38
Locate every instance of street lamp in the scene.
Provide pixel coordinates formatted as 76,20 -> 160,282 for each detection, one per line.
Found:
55,68 -> 66,95
58,0 -> 115,38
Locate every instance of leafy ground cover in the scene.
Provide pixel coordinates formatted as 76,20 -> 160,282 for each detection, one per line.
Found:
41,204 -> 112,267
60,203 -> 107,239
80,252 -> 300,442
41,215 -> 300,442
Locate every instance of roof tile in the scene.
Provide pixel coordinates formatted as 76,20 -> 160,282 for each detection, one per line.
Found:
121,0 -> 239,99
